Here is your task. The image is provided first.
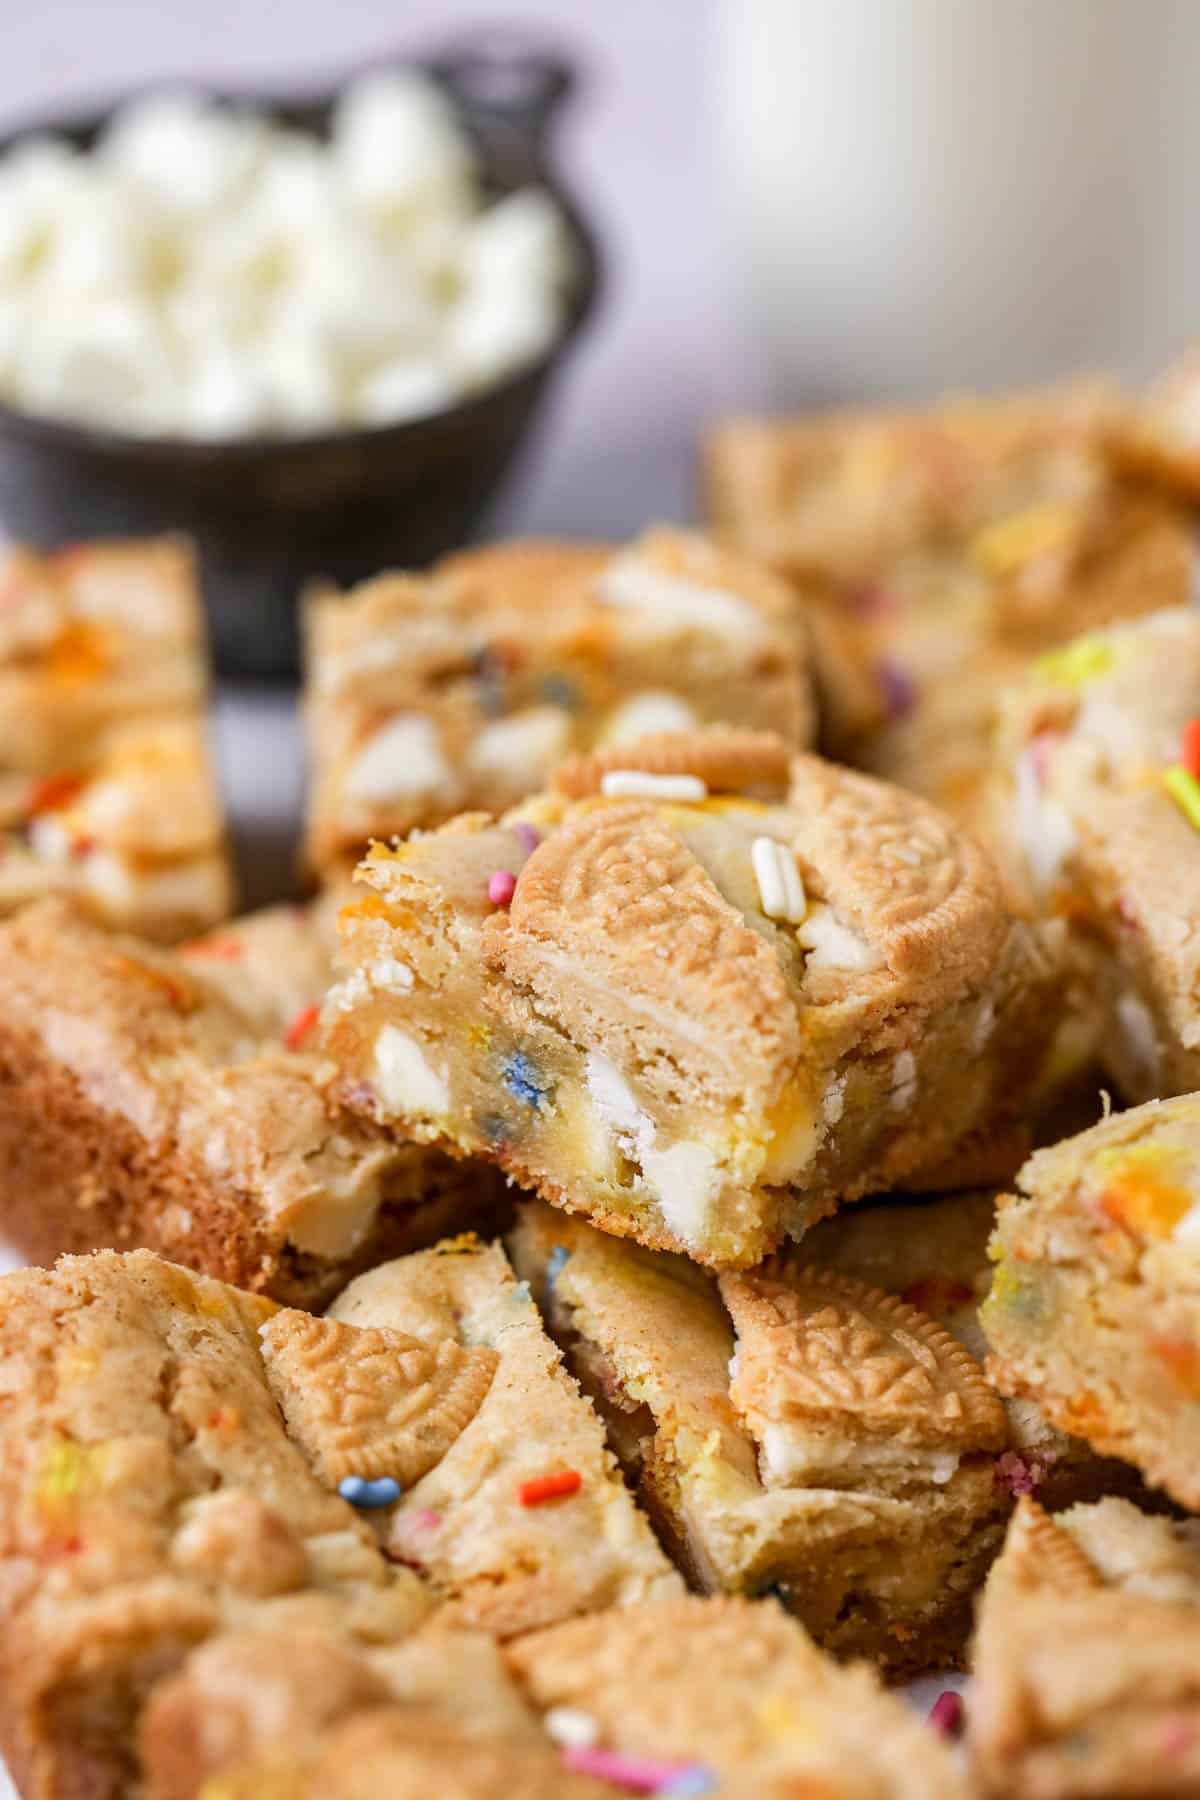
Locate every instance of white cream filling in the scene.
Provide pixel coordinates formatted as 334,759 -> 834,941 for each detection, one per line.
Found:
601,690 -> 697,744
466,705 -> 571,787
597,553 -> 766,647
795,903 -> 883,972
371,1024 -> 449,1118
751,835 -> 807,923
758,1422 -> 962,1488
343,714 -> 454,804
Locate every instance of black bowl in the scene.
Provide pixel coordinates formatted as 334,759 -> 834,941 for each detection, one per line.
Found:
0,36 -> 601,676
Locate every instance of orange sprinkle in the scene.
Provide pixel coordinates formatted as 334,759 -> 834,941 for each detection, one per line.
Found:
1098,1171 -> 1192,1240
1153,1336 -> 1200,1399
180,936 -> 244,961
518,1469 -> 581,1507
26,771 -> 85,817
205,1406 -> 242,1433
283,1003 -> 320,1051
1183,719 -> 1200,780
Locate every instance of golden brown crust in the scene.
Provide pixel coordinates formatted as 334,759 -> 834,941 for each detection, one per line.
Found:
259,1310 -> 499,1487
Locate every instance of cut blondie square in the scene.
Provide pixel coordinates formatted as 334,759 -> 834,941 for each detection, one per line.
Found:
982,1095 -> 1200,1511
969,1496 -> 1200,1798
511,1192 -> 1150,1673
324,727 -> 1059,1266
141,1595 -> 967,1800
983,605 -> 1200,1099
0,898 -> 494,1306
0,1248 -> 434,1799
326,1236 -> 681,1635
0,536 -> 232,940
303,527 -> 813,877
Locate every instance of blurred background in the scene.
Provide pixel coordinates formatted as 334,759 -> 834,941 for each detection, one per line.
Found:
7,0 -> 1200,894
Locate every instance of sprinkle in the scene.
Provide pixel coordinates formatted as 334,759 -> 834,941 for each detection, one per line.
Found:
927,1690 -> 964,1739
487,869 -> 517,906
1032,635 -> 1113,688
1184,719 -> 1200,779
600,771 -> 708,801
541,672 -> 581,710
751,836 -> 806,922
544,1707 -> 599,1749
283,1002 -> 321,1051
658,1771 -> 715,1798
994,1451 -> 1038,1497
1158,1716 -> 1196,1759
518,1468 -> 581,1506
561,1748 -> 709,1793
338,1475 -> 401,1509
180,936 -> 243,960
512,821 -> 541,855
501,1051 -> 550,1110
545,1245 -> 571,1293
409,1508 -> 441,1531
1164,763 -> 1200,832
875,657 -> 915,719
25,770 -> 85,817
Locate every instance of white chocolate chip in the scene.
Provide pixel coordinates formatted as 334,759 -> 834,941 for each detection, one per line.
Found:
1015,744 -> 1076,893
597,553 -> 766,647
467,706 -> 572,788
371,1025 -> 448,1118
600,771 -> 708,802
601,691 -> 697,744
543,1707 -> 600,1750
890,1049 -> 917,1110
796,904 -> 883,972
751,835 -> 806,923
343,714 -> 454,805
640,1138 -> 721,1247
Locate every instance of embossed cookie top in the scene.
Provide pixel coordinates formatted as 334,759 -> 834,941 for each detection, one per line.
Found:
719,1264 -> 1007,1479
260,1310 -> 498,1489
552,728 -> 792,801
994,1497 -> 1106,1597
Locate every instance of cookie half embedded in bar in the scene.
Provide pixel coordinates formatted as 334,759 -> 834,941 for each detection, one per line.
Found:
970,1497 -> 1200,1798
324,727 -> 1058,1266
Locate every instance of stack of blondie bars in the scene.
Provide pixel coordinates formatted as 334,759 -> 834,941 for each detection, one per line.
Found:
1,359 -> 1199,1799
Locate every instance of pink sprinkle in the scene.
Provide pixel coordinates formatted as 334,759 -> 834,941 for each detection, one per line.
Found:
927,1690 -> 964,1739
875,657 -> 916,719
487,869 -> 517,907
513,822 -> 540,855
995,1451 -> 1038,1497
411,1509 -> 441,1531
1029,730 -> 1058,785
1159,1717 -> 1196,1759
561,1748 -> 700,1791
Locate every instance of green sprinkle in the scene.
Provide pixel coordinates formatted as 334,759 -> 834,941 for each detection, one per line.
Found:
1032,635 -> 1114,688
1164,764 -> 1200,832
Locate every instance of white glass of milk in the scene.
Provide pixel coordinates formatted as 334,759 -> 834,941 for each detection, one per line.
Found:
713,0 -> 1200,404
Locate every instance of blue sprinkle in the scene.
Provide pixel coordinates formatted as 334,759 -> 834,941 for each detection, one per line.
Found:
339,1475 -> 401,1509
659,1769 -> 715,1797
541,671 -> 581,711
511,1279 -> 532,1305
545,1245 -> 570,1294
501,1051 -> 550,1110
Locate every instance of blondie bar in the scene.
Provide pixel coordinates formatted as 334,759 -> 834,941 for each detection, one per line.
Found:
326,1237 -> 680,1635
303,527 -> 813,878
324,727 -> 1057,1266
509,1196 -> 1013,1672
983,606 -> 1200,1099
970,1496 -> 1200,1798
0,1249 -> 433,1798
0,899 -> 491,1305
0,537 -> 232,940
142,1595 -> 966,1800
982,1096 -> 1200,1510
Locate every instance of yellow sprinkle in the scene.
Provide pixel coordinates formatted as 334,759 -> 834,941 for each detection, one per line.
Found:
1032,634 -> 1114,688
756,1694 -> 820,1746
969,502 -> 1081,578
1164,764 -> 1200,833
467,1022 -> 492,1053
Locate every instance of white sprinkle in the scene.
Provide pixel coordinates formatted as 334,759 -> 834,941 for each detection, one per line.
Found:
751,835 -> 806,922
600,771 -> 708,801
544,1707 -> 600,1749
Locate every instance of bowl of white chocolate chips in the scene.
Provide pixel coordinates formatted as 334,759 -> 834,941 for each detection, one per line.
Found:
0,37 -> 599,673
